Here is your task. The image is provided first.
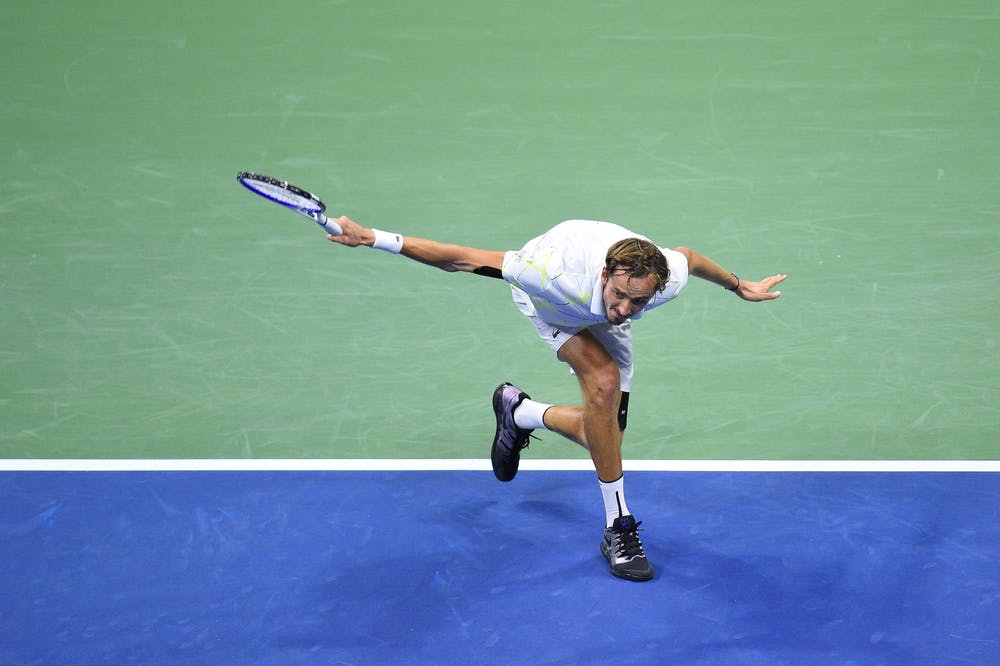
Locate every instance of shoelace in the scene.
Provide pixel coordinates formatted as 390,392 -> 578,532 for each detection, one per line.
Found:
500,416 -> 538,452
613,521 -> 646,559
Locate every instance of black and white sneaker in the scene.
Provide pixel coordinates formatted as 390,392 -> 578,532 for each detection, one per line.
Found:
490,382 -> 533,482
601,514 -> 654,581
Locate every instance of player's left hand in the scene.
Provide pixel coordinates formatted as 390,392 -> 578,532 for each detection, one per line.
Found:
735,274 -> 786,301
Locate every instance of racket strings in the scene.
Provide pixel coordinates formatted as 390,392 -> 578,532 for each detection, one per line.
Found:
248,180 -> 321,212
237,173 -> 325,215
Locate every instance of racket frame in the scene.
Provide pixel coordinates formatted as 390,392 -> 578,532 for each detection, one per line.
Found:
236,171 -> 342,235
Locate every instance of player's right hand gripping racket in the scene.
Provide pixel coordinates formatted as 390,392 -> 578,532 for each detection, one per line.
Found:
236,171 -> 343,235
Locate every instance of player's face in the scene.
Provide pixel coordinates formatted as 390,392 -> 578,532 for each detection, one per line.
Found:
602,269 -> 657,325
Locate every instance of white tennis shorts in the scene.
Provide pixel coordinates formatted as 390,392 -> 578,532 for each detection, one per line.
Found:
509,285 -> 635,391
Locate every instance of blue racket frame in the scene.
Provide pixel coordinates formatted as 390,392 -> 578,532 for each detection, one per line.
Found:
237,171 -> 342,235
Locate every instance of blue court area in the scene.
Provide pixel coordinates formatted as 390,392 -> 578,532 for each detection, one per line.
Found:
2,471 -> 997,665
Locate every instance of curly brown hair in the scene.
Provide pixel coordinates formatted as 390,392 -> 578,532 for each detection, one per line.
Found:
604,238 -> 671,293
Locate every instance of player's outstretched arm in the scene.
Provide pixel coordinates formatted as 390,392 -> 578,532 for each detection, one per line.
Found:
325,215 -> 506,277
675,245 -> 786,301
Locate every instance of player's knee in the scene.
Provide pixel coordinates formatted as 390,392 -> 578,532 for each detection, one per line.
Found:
583,365 -> 621,409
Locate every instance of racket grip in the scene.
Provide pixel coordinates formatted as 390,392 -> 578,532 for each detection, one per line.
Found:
318,213 -> 343,236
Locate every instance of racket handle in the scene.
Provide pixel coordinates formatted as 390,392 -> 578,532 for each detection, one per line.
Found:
317,213 -> 343,236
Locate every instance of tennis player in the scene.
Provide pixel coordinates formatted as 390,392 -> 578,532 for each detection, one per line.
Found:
327,217 -> 786,581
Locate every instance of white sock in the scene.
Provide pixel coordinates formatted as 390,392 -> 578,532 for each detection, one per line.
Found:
513,399 -> 551,431
600,475 -> 630,528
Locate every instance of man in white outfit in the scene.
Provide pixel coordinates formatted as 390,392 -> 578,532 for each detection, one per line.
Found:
327,216 -> 786,581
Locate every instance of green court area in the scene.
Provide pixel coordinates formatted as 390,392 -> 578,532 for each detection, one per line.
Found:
2,1 -> 997,460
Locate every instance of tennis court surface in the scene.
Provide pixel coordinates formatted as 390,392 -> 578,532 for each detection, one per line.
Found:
2,467 -> 997,663
3,1 -> 998,663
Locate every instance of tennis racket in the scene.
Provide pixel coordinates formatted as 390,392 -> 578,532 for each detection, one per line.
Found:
236,171 -> 343,235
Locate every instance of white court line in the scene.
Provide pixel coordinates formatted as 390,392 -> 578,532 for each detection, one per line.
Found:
0,459 -> 998,472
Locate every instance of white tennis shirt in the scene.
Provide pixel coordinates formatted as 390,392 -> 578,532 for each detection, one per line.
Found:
501,219 -> 690,330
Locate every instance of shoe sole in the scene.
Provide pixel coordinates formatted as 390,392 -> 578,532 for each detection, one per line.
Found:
601,539 -> 655,582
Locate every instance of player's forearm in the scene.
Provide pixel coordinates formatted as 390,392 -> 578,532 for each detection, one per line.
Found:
675,246 -> 740,290
325,216 -> 504,276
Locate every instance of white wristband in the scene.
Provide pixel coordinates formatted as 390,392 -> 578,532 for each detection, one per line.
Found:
370,228 -> 404,254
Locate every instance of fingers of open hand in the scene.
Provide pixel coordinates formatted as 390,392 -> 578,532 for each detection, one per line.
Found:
743,274 -> 787,301
765,274 -> 788,290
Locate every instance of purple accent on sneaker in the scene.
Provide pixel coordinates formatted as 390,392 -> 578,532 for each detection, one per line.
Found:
490,382 -> 533,482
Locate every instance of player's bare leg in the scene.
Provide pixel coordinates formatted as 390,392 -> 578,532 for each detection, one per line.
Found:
544,330 -> 653,581
545,331 -> 624,482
